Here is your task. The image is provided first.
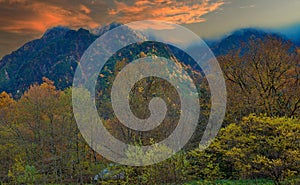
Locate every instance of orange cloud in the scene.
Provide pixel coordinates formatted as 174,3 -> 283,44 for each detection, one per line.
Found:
0,1 -> 99,34
109,0 -> 225,24
127,21 -> 177,30
0,0 -> 26,4
80,4 -> 91,14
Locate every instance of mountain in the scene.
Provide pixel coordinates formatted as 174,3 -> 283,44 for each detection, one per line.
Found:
209,28 -> 290,56
0,23 -> 149,98
207,24 -> 300,57
91,22 -> 122,36
0,27 -> 99,97
0,25 -> 297,97
272,22 -> 300,46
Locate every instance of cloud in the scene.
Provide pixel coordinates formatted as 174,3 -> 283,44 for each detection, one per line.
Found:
0,0 -> 112,58
0,1 -> 99,34
0,0 -> 225,58
127,21 -> 177,30
80,4 -> 91,14
108,0 -> 225,24
240,4 -> 255,9
0,0 -> 26,4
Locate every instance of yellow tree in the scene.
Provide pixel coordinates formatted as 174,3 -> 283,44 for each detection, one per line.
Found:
216,115 -> 300,184
14,77 -> 63,183
0,92 -> 17,181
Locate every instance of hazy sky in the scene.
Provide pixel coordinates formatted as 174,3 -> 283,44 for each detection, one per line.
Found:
0,0 -> 299,58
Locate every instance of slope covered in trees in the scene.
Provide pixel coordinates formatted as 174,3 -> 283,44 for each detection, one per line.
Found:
0,80 -> 299,184
0,28 -> 299,184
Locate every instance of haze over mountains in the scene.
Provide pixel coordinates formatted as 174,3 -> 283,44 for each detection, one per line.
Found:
0,22 -> 299,97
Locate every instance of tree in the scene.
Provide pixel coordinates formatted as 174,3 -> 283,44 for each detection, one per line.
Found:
111,141 -> 191,185
188,144 -> 225,181
219,36 -> 300,121
0,92 -> 17,182
215,115 -> 299,184
12,77 -> 63,183
11,79 -> 104,183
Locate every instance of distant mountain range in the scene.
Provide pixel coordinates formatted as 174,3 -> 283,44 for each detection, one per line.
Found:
0,23 -> 299,97
269,22 -> 300,46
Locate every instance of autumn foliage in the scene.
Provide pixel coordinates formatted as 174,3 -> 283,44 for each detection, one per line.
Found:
0,37 -> 299,184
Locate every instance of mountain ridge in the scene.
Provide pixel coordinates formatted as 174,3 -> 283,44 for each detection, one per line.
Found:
0,24 -> 298,97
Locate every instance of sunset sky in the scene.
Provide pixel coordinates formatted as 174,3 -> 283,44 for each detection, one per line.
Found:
0,0 -> 300,58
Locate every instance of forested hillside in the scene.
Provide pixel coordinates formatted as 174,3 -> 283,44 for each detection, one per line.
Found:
0,26 -> 299,184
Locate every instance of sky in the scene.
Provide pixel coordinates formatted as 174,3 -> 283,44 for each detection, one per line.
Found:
0,0 -> 300,58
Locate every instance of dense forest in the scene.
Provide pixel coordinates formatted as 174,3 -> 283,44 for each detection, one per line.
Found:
0,34 -> 299,185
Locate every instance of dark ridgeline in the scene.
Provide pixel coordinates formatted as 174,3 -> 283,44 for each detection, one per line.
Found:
0,22 -> 298,98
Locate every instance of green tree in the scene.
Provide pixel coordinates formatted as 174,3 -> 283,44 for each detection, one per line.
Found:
216,115 -> 300,184
104,141 -> 191,185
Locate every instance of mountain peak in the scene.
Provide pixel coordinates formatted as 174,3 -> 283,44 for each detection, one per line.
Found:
42,26 -> 71,40
91,22 -> 122,36
210,28 -> 290,56
232,28 -> 265,35
273,22 -> 300,45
